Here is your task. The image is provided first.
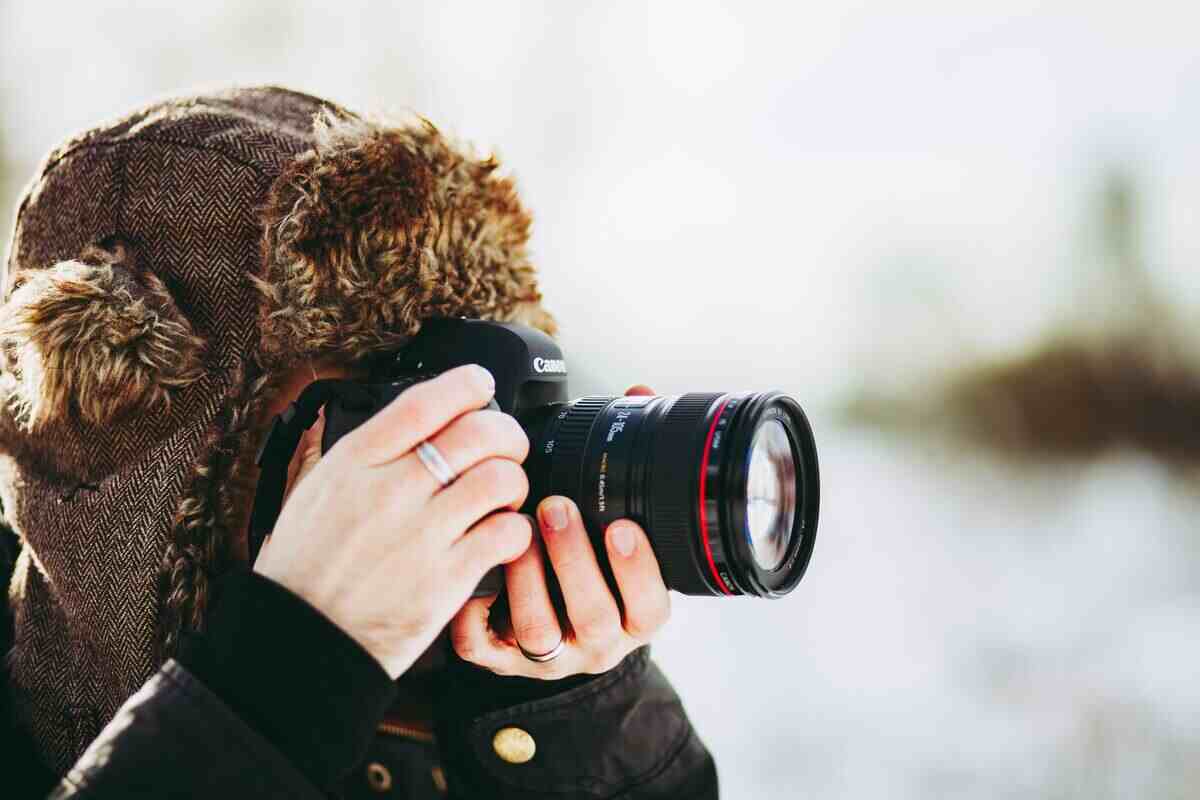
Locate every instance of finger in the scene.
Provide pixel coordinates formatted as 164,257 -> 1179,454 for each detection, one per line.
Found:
449,595 -> 513,672
283,405 -> 327,504
453,511 -> 533,586
429,458 -> 529,538
404,409 -> 529,495
606,520 -> 671,641
624,384 -> 655,397
448,594 -> 573,680
538,497 -> 622,651
504,527 -> 564,658
347,364 -> 495,466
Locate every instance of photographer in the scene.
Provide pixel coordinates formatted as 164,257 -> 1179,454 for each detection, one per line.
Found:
0,87 -> 717,798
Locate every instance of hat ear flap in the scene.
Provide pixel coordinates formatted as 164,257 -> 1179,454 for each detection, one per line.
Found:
0,247 -> 206,431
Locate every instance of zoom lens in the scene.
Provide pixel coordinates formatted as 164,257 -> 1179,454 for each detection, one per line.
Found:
520,391 -> 819,598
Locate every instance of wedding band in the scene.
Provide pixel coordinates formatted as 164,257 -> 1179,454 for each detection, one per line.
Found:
415,440 -> 457,487
517,636 -> 566,663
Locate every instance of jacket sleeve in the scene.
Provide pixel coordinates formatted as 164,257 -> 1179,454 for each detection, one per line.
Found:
45,568 -> 398,799
433,646 -> 719,799
48,660 -> 327,799
1,521 -> 57,797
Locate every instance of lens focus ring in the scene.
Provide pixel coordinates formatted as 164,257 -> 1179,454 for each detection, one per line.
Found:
649,393 -> 729,595
545,397 -> 611,500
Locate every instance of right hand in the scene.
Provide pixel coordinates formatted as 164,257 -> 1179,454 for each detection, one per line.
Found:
252,364 -> 533,678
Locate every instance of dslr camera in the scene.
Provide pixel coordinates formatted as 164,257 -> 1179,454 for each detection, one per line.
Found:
249,318 -> 819,599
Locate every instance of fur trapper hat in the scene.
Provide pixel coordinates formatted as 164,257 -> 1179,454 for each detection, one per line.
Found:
0,85 -> 556,771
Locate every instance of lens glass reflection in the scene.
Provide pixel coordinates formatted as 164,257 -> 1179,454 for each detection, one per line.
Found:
744,419 -> 797,571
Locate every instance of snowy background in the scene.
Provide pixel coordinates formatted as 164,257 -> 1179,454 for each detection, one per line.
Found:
3,3 -> 1199,797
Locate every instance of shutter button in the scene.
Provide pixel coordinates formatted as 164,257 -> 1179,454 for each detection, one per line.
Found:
492,726 -> 536,764
366,762 -> 393,793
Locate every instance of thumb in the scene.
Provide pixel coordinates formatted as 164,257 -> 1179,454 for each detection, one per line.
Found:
283,404 -> 327,505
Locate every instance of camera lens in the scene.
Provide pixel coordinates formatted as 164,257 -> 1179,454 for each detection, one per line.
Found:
520,391 -> 819,598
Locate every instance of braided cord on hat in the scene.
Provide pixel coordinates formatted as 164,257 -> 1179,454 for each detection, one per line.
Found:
159,359 -> 276,658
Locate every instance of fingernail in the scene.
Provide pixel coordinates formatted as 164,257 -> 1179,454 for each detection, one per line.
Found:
542,498 -> 569,532
472,364 -> 495,393
610,522 -> 637,557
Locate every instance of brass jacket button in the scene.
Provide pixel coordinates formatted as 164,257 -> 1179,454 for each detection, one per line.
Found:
366,762 -> 393,793
492,726 -> 536,764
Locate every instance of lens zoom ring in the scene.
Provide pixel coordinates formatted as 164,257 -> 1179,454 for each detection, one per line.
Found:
546,396 -> 612,497
649,393 -> 725,595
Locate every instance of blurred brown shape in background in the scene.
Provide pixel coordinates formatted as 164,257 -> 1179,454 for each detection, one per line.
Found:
945,333 -> 1200,463
847,170 -> 1200,465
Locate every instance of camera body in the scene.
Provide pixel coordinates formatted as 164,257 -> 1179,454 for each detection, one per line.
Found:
320,317 -> 569,454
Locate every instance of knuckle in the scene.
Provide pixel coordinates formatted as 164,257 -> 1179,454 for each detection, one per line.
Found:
467,457 -> 503,486
469,514 -> 530,566
583,651 -> 623,675
656,595 -> 672,626
573,608 -> 621,643
623,617 -> 651,640
473,458 -> 528,506
458,408 -> 495,439
405,603 -> 436,638
469,411 -> 529,461
628,599 -> 670,639
449,630 -> 480,663
624,617 -> 656,641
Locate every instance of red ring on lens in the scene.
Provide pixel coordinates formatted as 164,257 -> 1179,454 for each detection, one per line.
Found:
698,397 -> 734,595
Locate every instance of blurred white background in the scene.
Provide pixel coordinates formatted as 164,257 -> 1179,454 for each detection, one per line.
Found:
3,3 -> 1199,797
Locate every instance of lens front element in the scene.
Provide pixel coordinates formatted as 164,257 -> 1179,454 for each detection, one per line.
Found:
745,419 -> 797,571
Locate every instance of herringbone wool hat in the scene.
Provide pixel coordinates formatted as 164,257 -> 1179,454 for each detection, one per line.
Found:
0,85 -> 556,772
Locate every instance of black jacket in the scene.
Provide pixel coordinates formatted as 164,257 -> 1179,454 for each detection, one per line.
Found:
1,528 -> 718,799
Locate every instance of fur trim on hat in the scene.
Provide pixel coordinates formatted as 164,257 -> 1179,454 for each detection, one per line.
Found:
251,109 -> 557,369
0,244 -> 206,431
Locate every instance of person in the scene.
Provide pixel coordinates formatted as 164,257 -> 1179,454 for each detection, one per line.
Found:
0,86 -> 718,798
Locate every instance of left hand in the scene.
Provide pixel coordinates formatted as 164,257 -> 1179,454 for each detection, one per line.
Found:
448,384 -> 671,679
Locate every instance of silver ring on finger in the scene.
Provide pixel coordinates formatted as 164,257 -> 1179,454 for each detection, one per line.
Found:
415,440 -> 457,487
517,635 -> 566,663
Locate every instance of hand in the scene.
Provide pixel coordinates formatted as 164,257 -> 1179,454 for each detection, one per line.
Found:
448,384 -> 672,679
253,364 -> 534,679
